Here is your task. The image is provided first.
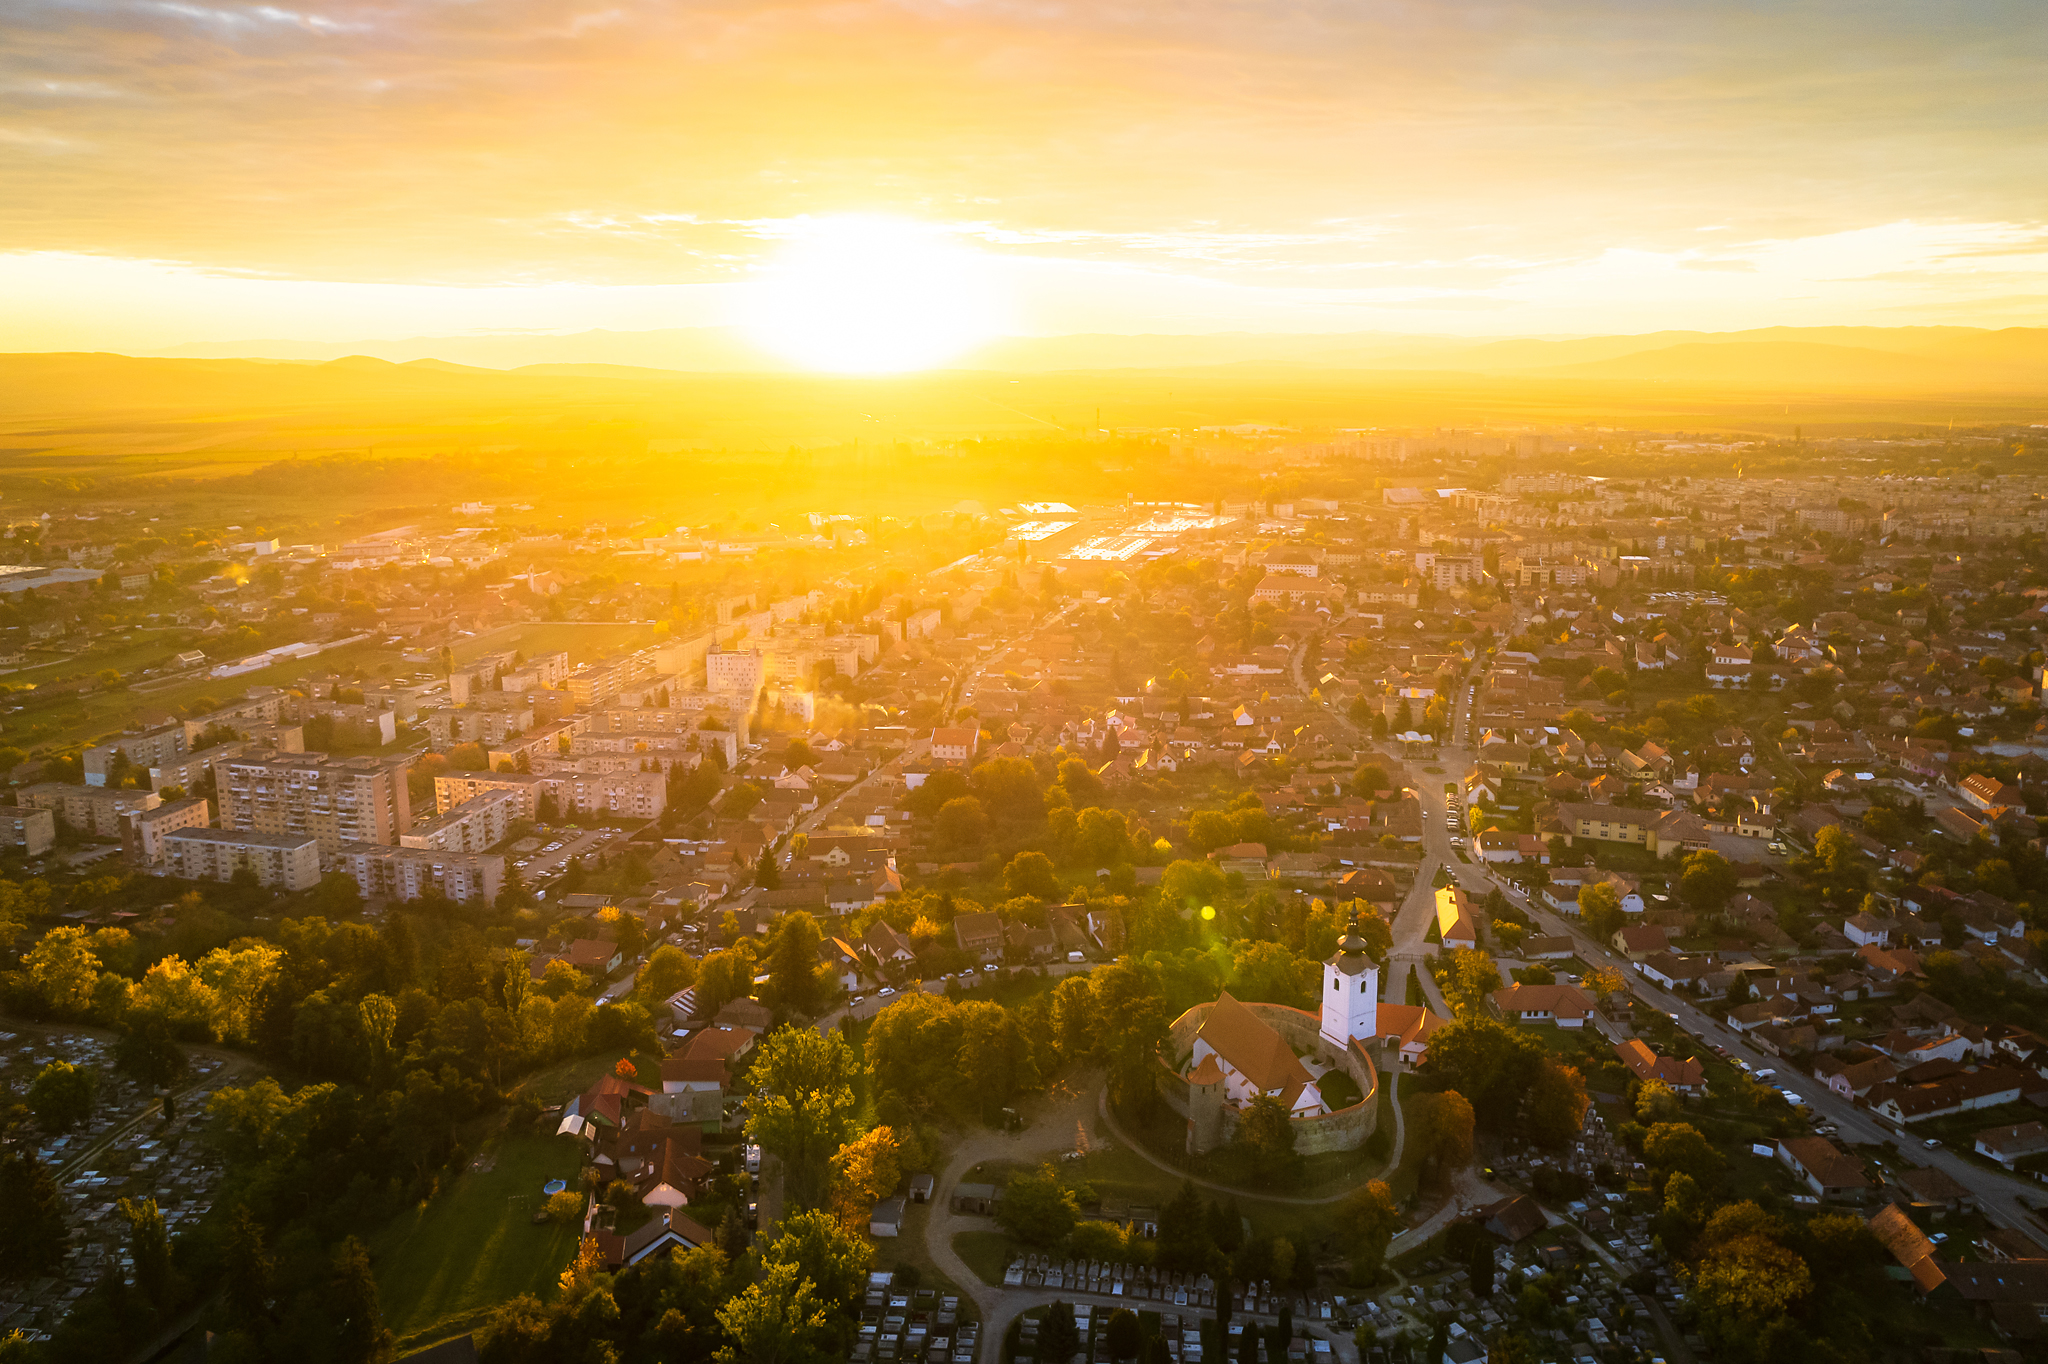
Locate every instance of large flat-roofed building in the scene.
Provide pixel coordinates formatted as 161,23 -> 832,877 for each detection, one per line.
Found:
18,782 -> 160,836
217,751 -> 413,860
434,770 -> 546,819
704,648 -> 765,697
84,724 -> 189,786
335,844 -> 504,904
148,742 -> 246,794
164,827 -> 322,891
402,791 -> 517,852
122,797 -> 213,866
0,807 -> 55,857
544,769 -> 666,820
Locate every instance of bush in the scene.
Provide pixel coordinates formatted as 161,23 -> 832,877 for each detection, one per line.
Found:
544,1190 -> 584,1225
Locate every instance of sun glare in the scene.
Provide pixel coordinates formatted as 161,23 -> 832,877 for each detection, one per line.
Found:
741,216 -> 1007,373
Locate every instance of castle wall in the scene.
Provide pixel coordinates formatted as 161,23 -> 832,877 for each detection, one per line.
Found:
1156,999 -> 1380,1155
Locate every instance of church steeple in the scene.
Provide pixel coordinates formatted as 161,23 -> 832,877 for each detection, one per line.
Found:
1320,914 -> 1380,1047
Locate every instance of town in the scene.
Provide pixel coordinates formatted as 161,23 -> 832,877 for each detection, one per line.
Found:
3,426 -> 2048,1364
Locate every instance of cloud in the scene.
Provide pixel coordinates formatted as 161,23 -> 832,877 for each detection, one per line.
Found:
2,0 -> 2046,342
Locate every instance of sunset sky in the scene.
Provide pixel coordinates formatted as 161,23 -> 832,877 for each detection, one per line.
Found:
4,0 -> 2046,356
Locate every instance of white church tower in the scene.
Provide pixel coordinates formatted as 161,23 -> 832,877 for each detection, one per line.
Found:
1320,918 -> 1380,1048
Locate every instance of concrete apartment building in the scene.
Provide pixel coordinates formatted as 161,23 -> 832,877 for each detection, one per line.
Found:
18,782 -> 160,836
0,807 -> 56,857
217,751 -> 413,861
83,723 -> 190,786
546,769 -> 667,820
334,844 -> 504,904
434,770 -> 545,819
164,827 -> 322,891
402,791 -> 518,852
705,648 -> 765,696
122,797 -> 213,866
565,653 -> 655,709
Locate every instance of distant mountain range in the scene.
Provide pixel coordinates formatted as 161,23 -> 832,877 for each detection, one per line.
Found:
141,324 -> 2048,390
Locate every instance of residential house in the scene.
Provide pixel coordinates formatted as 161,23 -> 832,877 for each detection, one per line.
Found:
1775,1136 -> 1871,1200
1615,1039 -> 1704,1094
1975,1122 -> 2048,1170
1487,982 -> 1594,1029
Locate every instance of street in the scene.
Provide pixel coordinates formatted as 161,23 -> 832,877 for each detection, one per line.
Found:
1291,613 -> 2048,1243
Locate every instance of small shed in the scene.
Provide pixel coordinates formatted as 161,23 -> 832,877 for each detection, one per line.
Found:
908,1172 -> 936,1205
952,1181 -> 1000,1214
870,1196 -> 906,1239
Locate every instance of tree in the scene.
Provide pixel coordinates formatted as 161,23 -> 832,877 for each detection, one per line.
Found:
1351,763 -> 1391,796
28,1061 -> 96,1132
329,1235 -> 395,1364
1409,1090 -> 1475,1184
827,1127 -> 901,1236
1678,850 -> 1738,915
717,1262 -> 835,1364
1037,1303 -> 1080,1364
1105,1308 -> 1142,1362
1334,1180 -> 1399,1280
1420,1017 -> 1545,1131
1155,1180 -> 1212,1271
1643,1121 -> 1723,1189
762,1208 -> 871,1318
1577,881 -> 1626,942
1636,1079 -> 1682,1124
1582,965 -> 1628,1008
1004,850 -> 1060,901
766,911 -> 828,1015
639,944 -> 698,1006
746,1027 -> 862,1212
0,1151 -> 66,1280
1524,1059 -> 1590,1148
1074,807 -> 1132,866
119,1196 -> 175,1312
1187,810 -> 1238,854
114,1018 -> 188,1091
996,1165 -> 1079,1247
1235,1093 -> 1298,1172
935,797 -> 990,850
21,926 -> 101,1019
1159,859 -> 1227,912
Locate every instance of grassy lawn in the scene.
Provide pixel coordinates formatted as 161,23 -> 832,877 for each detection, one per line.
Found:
509,1045 -> 669,1108
953,1229 -> 1012,1287
875,1200 -> 981,1318
374,1128 -> 587,1353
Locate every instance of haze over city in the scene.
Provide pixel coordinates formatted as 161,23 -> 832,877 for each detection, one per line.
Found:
3,4 -> 2048,1364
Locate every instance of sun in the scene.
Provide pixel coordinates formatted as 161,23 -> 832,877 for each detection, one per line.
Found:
741,215 -> 1008,374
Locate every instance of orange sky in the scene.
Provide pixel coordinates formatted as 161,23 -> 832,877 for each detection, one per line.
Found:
3,0 -> 2046,351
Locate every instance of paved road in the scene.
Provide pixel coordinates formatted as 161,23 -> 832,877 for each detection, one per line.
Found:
921,1076 -> 1363,1364
1286,610 -> 2048,1243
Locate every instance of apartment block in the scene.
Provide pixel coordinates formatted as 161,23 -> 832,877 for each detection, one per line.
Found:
565,653 -> 655,709
217,751 -> 413,860
164,827 -> 322,891
122,797 -> 213,866
335,844 -> 504,904
434,770 -> 546,819
148,743 -> 246,795
0,807 -> 55,857
402,791 -> 518,852
543,768 -> 667,820
84,724 -> 189,786
18,782 -> 160,836
705,648 -> 765,696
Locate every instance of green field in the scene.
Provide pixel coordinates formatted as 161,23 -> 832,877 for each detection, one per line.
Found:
374,1129 -> 587,1353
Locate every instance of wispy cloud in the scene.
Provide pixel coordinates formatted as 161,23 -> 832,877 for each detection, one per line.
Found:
1,0 -> 2045,342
